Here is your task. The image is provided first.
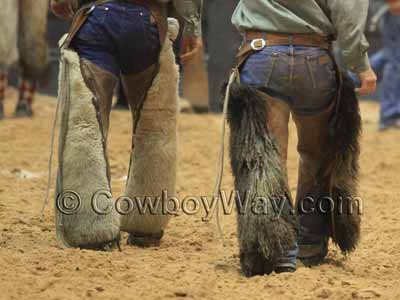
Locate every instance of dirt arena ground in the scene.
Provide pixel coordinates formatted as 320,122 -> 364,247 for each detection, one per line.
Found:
0,90 -> 399,300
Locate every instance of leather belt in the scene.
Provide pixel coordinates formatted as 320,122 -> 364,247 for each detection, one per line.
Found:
235,31 -> 333,69
244,31 -> 332,50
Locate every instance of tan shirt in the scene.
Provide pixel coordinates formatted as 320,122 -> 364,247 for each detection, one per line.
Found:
173,0 -> 202,37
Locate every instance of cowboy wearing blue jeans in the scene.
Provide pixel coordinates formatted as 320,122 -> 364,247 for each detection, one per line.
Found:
229,0 -> 377,274
50,0 -> 202,250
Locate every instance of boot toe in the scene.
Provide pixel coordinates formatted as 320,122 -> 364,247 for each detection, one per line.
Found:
14,102 -> 33,118
79,236 -> 121,252
298,238 -> 328,266
127,231 -> 164,248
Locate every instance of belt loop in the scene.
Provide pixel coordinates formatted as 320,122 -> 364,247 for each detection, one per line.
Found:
312,34 -> 316,45
288,35 -> 293,45
242,34 -> 247,45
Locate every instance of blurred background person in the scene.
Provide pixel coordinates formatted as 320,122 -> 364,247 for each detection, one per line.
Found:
0,0 -> 49,119
370,0 -> 400,130
203,0 -> 240,113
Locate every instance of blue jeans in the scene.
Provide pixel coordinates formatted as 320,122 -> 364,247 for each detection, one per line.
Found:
71,1 -> 161,76
241,45 -> 337,114
370,49 -> 388,78
371,51 -> 400,125
370,13 -> 400,126
378,61 -> 400,125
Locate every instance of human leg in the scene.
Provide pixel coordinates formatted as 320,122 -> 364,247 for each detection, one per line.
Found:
226,48 -> 299,276
55,5 -> 124,249
0,0 -> 18,119
0,69 -> 8,120
291,49 -> 361,264
120,16 -> 179,247
55,48 -> 120,249
379,63 -> 400,130
16,0 -> 50,117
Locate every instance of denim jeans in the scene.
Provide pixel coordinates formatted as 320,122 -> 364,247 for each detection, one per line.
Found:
370,13 -> 400,126
71,1 -> 161,76
240,45 -> 337,114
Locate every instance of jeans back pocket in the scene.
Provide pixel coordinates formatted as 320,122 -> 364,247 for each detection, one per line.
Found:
291,53 -> 337,113
240,49 -> 284,89
74,6 -> 110,44
303,54 -> 337,92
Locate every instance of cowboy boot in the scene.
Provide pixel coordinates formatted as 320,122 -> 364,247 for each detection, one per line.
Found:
293,103 -> 335,265
55,48 -> 120,250
14,78 -> 36,118
120,36 -> 179,247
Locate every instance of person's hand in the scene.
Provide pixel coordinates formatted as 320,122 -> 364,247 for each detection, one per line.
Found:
356,67 -> 377,95
388,0 -> 400,15
50,0 -> 74,19
180,35 -> 203,65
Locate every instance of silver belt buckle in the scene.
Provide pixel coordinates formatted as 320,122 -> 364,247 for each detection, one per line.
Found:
250,38 -> 266,51
85,5 -> 96,15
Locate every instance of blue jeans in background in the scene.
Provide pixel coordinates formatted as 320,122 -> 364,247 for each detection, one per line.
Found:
370,53 -> 400,128
370,13 -> 400,128
70,1 -> 161,76
379,62 -> 400,127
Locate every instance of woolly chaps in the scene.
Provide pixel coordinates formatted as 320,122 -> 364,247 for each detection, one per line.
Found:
227,82 -> 298,276
312,73 -> 362,253
55,48 -> 120,248
120,35 -> 179,236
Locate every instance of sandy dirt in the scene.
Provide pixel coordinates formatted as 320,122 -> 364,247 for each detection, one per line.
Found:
0,89 -> 400,300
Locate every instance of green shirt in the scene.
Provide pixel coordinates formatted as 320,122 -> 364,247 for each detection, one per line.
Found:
232,0 -> 371,73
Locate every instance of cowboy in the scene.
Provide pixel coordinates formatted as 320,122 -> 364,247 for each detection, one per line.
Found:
50,0 -> 202,250
226,0 -> 377,276
0,0 -> 49,119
